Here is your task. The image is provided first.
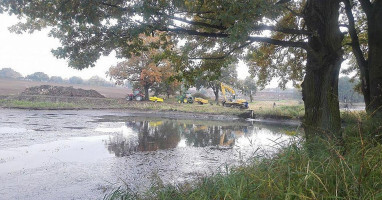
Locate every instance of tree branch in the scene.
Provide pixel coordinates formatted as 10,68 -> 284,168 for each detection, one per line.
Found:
344,0 -> 367,66
189,41 -> 255,60
357,0 -> 372,17
168,14 -> 310,35
164,14 -> 226,30
161,27 -> 308,49
161,26 -> 308,51
252,25 -> 311,35
159,27 -> 229,38
248,36 -> 308,49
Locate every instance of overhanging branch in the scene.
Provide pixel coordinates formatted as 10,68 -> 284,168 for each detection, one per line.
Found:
160,27 -> 308,50
252,25 -> 311,35
248,36 -> 308,49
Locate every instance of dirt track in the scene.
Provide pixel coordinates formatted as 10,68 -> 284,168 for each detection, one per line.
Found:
0,78 -> 130,98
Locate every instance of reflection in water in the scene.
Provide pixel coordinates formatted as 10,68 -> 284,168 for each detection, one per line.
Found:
106,119 -> 281,157
107,120 -> 181,156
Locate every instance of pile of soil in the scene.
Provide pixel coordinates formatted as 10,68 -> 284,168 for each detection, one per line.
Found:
21,85 -> 105,98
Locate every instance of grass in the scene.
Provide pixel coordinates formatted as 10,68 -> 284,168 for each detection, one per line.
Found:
0,99 -> 78,109
0,96 -> 303,119
0,97 -> 367,123
105,112 -> 382,200
249,100 -> 304,119
0,97 -> 248,115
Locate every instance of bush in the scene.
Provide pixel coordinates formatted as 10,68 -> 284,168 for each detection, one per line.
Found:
192,92 -> 209,99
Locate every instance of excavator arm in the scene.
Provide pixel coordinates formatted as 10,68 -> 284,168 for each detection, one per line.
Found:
220,82 -> 236,101
220,82 -> 249,109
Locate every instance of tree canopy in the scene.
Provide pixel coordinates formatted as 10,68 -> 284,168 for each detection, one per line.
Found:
0,0 -> 309,83
0,68 -> 22,79
68,76 -> 84,84
26,72 -> 49,82
107,33 -> 175,99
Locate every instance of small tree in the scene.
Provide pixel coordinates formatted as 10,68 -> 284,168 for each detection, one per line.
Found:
68,76 -> 84,84
87,76 -> 112,87
26,72 -> 49,82
241,77 -> 257,103
195,64 -> 238,102
0,68 -> 22,79
338,76 -> 364,103
49,76 -> 64,83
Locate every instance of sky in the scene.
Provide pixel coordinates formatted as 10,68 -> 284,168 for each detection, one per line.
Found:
1,13 -> 350,88
0,14 -> 121,80
0,14 -> 253,82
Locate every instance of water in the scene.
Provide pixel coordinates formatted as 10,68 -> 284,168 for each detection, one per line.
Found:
0,109 -> 298,199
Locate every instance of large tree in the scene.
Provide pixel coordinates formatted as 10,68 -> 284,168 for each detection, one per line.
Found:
152,64 -> 181,99
343,0 -> 382,119
0,0 -> 345,139
107,34 -> 172,100
108,51 -> 163,100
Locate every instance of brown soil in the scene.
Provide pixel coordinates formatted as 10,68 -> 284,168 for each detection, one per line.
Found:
21,85 -> 105,98
0,78 -> 130,98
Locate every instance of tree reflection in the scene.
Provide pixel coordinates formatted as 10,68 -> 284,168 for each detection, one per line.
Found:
107,120 -> 181,156
107,119 -> 251,157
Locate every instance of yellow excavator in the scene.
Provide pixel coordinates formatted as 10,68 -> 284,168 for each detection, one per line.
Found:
220,82 -> 249,109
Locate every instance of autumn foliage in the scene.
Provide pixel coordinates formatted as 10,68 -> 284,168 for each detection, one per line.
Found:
108,33 -> 179,100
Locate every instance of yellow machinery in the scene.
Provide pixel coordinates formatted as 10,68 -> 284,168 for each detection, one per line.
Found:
194,97 -> 209,105
220,83 -> 249,109
149,96 -> 164,102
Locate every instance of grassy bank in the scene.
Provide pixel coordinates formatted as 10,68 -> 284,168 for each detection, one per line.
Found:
0,97 -> 247,115
106,113 -> 382,200
0,97 -> 366,123
0,96 -> 308,119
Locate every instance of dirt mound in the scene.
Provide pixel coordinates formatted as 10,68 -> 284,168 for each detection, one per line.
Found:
21,85 -> 105,98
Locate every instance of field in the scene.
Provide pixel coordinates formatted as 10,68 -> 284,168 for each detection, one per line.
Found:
0,78 -> 129,98
0,78 -> 306,119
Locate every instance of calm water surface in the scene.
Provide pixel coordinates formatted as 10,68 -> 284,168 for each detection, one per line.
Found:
0,109 -> 298,199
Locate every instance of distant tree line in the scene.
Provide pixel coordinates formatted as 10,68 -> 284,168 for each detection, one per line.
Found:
0,68 -> 114,87
338,77 -> 364,103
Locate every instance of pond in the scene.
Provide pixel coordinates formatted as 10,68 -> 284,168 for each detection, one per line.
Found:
0,109 -> 298,199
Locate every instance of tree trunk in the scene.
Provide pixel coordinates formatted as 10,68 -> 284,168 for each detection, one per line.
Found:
343,0 -> 371,108
367,3 -> 382,118
144,85 -> 150,100
214,88 -> 219,102
302,0 -> 343,140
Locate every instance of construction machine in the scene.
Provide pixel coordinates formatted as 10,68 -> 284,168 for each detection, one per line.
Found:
177,92 -> 194,103
220,83 -> 249,109
126,90 -> 144,101
149,96 -> 164,102
194,97 -> 209,105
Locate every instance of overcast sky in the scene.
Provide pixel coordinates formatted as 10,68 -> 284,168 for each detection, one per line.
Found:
0,14 -> 253,82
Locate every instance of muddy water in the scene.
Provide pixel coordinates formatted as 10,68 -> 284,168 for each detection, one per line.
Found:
0,109 -> 297,199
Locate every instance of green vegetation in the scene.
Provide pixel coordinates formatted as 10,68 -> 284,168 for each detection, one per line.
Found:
338,76 -> 364,103
253,105 -> 304,119
0,97 -> 366,122
0,68 -> 22,79
0,98 -> 247,115
0,99 -> 77,109
105,114 -> 382,200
